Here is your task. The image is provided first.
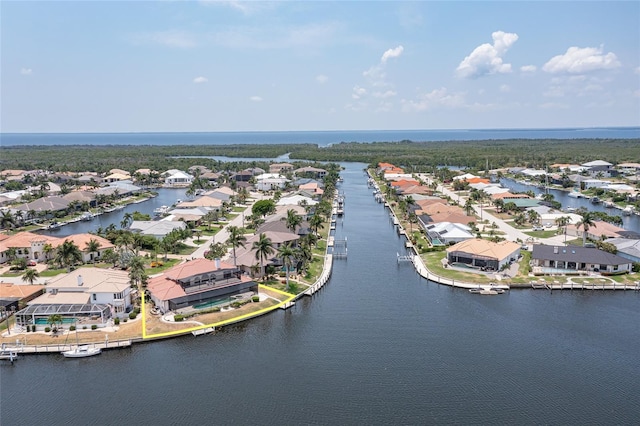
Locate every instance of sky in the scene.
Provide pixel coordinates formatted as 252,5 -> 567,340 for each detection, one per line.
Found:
2,1 -> 639,133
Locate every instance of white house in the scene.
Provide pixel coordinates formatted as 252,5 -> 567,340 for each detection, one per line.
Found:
424,222 -> 474,246
255,173 -> 288,191
164,170 -> 194,186
582,179 -> 609,189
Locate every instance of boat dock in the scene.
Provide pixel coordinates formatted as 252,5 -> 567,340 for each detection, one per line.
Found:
0,339 -> 132,355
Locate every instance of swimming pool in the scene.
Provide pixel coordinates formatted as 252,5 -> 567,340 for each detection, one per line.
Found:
193,297 -> 233,310
35,318 -> 78,325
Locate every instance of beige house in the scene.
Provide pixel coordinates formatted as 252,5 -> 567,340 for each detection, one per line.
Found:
446,239 -> 521,271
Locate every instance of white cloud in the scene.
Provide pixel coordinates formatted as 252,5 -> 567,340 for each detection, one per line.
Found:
499,84 -> 510,93
193,76 -> 208,84
199,1 -> 276,15
539,102 -> 569,109
352,85 -> 367,100
131,30 -> 197,48
542,46 -> 621,74
316,74 -> 328,84
402,87 -> 466,112
634,66 -> 640,75
20,68 -> 33,75
520,65 -> 536,73
456,31 -> 518,78
373,90 -> 397,99
381,45 -> 404,63
250,96 -> 263,102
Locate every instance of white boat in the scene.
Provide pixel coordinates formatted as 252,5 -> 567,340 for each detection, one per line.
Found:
153,205 -> 169,215
622,206 -> 634,216
62,344 -> 101,358
603,201 -> 614,208
80,212 -> 94,221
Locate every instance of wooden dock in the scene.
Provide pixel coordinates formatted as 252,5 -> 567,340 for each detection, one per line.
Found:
1,339 -> 132,355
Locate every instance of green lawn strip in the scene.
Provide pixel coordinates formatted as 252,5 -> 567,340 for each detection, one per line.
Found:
421,252 -> 492,284
145,258 -> 181,274
523,230 -> 558,239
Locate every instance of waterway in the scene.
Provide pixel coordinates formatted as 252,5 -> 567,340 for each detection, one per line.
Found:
500,178 -> 640,233
38,187 -> 188,238
2,163 -> 639,424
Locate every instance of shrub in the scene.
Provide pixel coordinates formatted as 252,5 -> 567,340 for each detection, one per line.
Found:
26,326 -> 31,333
44,327 -> 51,333
129,312 -> 137,320
69,325 -> 76,331
83,325 -> 87,330
91,324 -> 97,330
230,301 -> 241,308
174,314 -> 184,322
114,317 -> 120,325
252,296 -> 260,302
123,318 -> 128,323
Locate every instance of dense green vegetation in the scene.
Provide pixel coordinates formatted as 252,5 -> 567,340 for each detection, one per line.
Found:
1,138 -> 638,173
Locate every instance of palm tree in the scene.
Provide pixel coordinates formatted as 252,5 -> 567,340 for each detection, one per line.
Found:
277,243 -> 296,291
227,226 -> 247,267
203,210 -> 219,231
493,198 -> 504,213
85,238 -> 102,262
47,314 -> 63,332
0,210 -> 15,230
576,211 -> 597,247
527,210 -> 540,226
42,243 -> 54,262
283,209 -> 303,233
127,256 -> 148,289
463,198 -> 475,216
21,268 -> 40,285
55,240 -> 83,270
555,216 -> 570,243
252,233 -> 274,279
120,212 -> 133,229
309,214 -> 324,236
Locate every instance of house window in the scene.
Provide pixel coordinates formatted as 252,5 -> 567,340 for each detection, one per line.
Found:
92,294 -> 97,301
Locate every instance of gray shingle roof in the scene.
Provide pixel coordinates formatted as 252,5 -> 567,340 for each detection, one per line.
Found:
531,245 -> 630,265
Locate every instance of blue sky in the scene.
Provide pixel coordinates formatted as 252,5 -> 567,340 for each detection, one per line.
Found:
2,1 -> 639,133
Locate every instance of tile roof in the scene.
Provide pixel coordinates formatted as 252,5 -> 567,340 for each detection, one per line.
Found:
446,238 -> 521,261
0,283 -> 45,299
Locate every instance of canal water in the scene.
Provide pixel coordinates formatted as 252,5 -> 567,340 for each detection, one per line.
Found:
39,187 -> 188,237
2,163 -> 639,424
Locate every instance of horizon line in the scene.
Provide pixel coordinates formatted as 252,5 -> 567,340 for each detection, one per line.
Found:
2,126 -> 640,135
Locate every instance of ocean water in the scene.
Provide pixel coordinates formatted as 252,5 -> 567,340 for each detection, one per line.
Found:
1,127 -> 639,147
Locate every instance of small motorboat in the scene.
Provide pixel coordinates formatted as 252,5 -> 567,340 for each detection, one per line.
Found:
62,345 -> 101,358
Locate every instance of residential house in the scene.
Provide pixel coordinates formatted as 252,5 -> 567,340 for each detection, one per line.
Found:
294,166 -> 327,179
0,283 -> 45,313
531,245 -> 631,274
164,170 -> 194,186
565,220 -> 626,240
269,163 -> 294,174
15,268 -> 133,329
233,230 -> 300,276
446,239 -> 521,271
147,258 -> 257,312
423,222 -> 474,246
129,220 -> 188,239
582,160 -> 616,178
606,238 -> 640,263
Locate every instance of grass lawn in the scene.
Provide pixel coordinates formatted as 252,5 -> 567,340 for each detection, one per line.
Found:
523,230 -> 557,239
421,252 -> 492,284
146,258 -> 181,273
